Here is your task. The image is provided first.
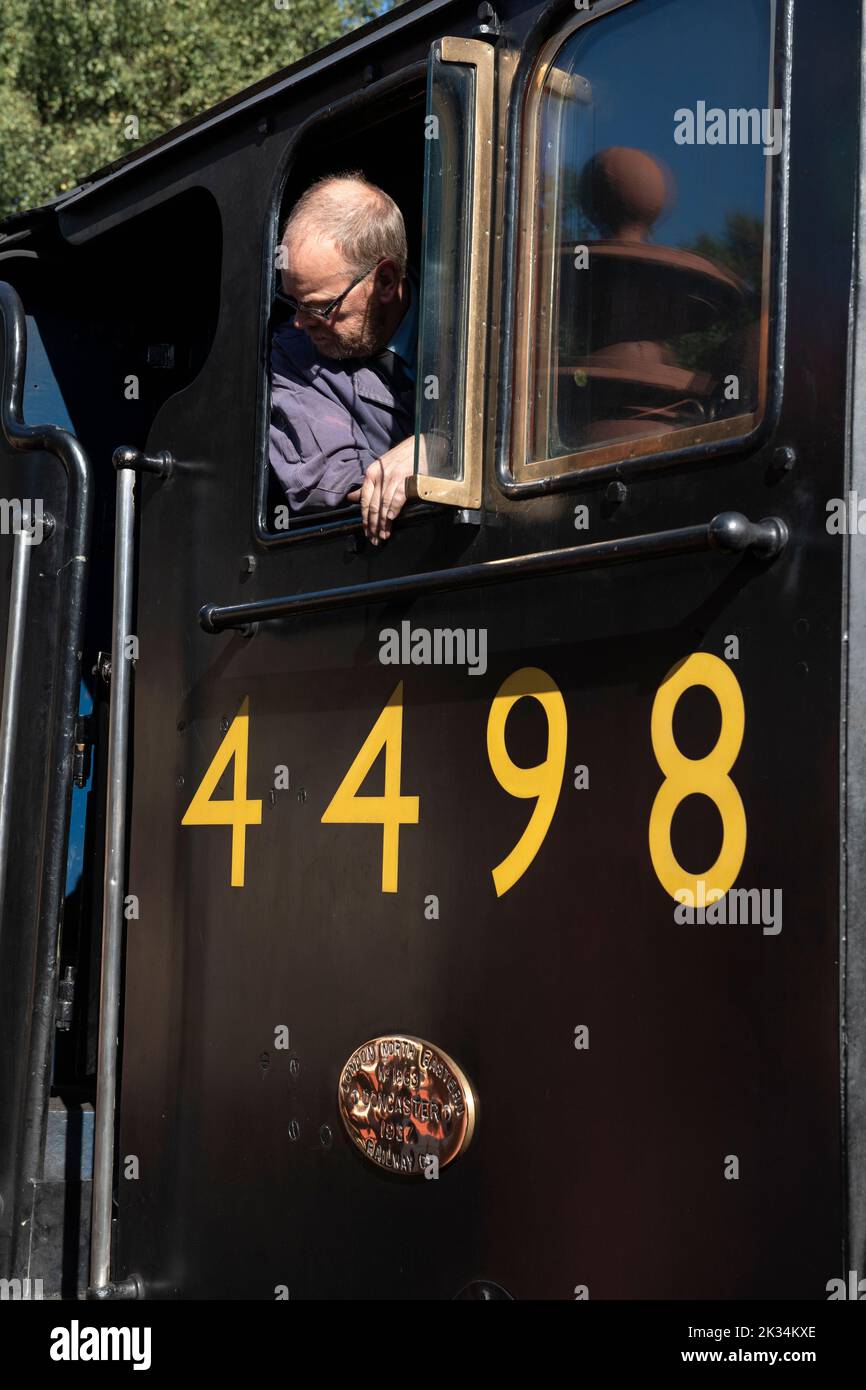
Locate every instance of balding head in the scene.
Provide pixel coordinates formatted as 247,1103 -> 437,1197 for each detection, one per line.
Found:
282,173 -> 407,279
278,173 -> 410,360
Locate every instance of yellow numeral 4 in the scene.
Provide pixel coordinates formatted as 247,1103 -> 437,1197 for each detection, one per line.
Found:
321,682 -> 419,893
181,698 -> 262,888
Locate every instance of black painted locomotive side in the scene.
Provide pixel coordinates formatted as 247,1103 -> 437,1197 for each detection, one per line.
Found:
0,0 -> 863,1299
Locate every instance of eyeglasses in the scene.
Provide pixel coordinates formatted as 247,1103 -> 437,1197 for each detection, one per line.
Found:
276,261 -> 383,322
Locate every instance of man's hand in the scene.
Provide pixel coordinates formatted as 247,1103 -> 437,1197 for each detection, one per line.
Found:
347,436 -> 416,545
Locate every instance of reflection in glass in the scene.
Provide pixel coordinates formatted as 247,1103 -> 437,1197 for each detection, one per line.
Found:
528,0 -> 771,465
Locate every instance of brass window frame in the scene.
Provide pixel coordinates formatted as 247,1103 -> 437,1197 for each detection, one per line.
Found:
409,36 -> 494,510
509,0 -> 777,485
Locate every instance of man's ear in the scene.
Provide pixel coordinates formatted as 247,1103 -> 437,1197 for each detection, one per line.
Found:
375,258 -> 400,301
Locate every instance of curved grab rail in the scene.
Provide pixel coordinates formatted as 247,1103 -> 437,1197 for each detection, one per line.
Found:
0,284 -> 92,530
0,530 -> 34,946
0,281 -> 93,1277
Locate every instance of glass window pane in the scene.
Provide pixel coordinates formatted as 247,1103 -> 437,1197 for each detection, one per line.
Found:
526,0 -> 774,467
414,47 -> 475,483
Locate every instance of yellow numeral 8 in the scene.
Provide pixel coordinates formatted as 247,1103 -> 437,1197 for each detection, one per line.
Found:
649,653 -> 746,903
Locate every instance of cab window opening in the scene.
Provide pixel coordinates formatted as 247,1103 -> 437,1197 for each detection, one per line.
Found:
261,81 -> 426,544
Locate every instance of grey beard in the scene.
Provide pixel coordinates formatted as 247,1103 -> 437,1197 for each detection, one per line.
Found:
316,301 -> 390,360
318,331 -> 383,360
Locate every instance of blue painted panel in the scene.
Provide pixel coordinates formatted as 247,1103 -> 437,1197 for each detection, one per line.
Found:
23,318 -> 92,900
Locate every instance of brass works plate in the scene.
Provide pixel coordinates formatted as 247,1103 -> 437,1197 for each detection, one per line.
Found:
338,1036 -> 476,1176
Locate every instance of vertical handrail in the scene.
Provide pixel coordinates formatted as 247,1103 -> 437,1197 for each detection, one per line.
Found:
89,445 -> 172,1299
89,467 -> 135,1293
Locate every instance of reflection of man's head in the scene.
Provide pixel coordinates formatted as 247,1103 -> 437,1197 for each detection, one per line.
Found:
579,147 -> 674,241
280,173 -> 407,360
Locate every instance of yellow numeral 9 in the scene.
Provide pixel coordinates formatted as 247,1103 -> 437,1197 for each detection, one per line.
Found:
487,667 -> 567,897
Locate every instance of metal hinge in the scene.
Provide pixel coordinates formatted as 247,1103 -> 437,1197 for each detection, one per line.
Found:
93,651 -> 112,686
72,714 -> 94,788
473,2 -> 501,40
55,965 -> 76,1032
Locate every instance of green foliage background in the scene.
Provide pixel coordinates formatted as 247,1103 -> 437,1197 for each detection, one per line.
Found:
0,0 -> 386,220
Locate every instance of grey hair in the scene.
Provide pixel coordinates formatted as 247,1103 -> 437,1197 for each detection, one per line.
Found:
281,172 -> 407,278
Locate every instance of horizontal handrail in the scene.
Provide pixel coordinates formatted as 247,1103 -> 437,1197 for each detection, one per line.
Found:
199,511 -> 788,635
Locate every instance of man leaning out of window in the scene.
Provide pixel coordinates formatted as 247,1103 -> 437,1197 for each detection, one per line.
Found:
269,172 -> 421,545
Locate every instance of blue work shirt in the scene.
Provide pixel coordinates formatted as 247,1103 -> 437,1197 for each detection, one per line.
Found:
269,277 -> 418,513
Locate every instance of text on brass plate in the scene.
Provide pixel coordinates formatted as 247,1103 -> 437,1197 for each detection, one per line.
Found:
338,1035 -> 476,1175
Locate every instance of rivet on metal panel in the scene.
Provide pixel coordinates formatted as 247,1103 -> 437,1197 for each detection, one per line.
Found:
145,344 -> 175,370
454,1280 -> 513,1300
